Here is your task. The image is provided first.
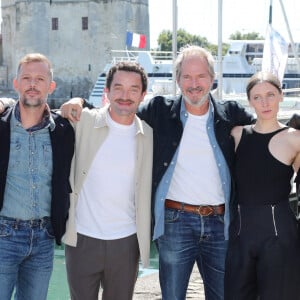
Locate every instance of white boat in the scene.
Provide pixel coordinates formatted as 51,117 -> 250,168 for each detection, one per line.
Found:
217,40 -> 300,95
88,41 -> 300,107
88,50 -> 176,107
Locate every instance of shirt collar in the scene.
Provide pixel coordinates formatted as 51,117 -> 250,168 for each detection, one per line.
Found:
14,101 -> 55,132
94,105 -> 146,135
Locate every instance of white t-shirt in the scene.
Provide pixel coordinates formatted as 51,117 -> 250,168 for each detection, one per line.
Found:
167,111 -> 224,205
76,112 -> 137,240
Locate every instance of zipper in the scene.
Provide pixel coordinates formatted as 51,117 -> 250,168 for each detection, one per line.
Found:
237,204 -> 241,235
271,205 -> 278,236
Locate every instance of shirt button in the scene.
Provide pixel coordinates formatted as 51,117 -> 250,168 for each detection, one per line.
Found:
163,162 -> 168,167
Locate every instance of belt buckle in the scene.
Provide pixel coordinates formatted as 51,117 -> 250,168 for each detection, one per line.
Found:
196,205 -> 214,216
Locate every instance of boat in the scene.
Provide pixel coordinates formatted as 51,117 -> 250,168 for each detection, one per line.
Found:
88,50 -> 175,107
88,40 -> 300,108
217,40 -> 300,95
88,49 -> 221,107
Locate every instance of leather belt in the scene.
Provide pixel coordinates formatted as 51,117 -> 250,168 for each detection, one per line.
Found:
165,199 -> 225,216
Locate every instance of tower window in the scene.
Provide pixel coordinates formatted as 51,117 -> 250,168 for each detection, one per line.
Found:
82,17 -> 88,30
52,18 -> 58,30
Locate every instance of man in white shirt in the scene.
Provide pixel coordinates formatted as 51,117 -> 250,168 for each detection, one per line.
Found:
61,61 -> 153,300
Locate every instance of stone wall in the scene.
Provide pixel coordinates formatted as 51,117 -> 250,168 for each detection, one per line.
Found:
0,0 -> 150,100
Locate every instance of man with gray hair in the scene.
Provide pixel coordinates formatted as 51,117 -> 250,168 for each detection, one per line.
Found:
137,45 -> 254,299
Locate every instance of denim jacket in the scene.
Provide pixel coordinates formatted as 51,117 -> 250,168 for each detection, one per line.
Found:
0,105 -> 75,245
138,94 -> 254,239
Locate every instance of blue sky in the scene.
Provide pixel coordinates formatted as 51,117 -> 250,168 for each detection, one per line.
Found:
149,0 -> 300,47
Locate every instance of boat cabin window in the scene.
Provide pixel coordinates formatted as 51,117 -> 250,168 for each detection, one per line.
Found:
227,42 -> 243,56
245,43 -> 263,64
288,43 -> 300,57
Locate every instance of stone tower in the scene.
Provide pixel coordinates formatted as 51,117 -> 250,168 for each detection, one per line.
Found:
0,0 -> 149,102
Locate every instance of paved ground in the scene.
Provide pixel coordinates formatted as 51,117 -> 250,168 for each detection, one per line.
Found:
133,264 -> 205,299
98,264 -> 205,299
99,268 -> 205,300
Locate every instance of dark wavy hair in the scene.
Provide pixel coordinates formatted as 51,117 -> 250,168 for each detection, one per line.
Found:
106,61 -> 148,93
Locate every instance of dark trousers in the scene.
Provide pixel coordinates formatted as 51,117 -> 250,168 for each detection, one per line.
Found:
225,201 -> 300,300
65,233 -> 139,300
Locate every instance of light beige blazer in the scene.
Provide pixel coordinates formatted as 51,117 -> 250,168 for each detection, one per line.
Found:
63,106 -> 153,267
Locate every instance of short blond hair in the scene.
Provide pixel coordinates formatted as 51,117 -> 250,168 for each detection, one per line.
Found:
16,53 -> 53,80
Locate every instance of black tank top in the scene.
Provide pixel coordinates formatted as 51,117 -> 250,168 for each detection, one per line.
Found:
234,125 -> 293,205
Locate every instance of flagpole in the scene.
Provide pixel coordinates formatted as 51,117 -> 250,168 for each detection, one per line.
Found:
278,0 -> 300,71
269,0 -> 272,25
217,0 -> 223,100
172,0 -> 178,97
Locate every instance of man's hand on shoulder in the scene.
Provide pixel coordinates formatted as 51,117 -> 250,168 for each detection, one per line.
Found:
0,98 -> 16,113
60,97 -> 84,122
287,113 -> 300,129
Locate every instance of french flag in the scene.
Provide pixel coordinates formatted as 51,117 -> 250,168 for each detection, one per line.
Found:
126,31 -> 146,48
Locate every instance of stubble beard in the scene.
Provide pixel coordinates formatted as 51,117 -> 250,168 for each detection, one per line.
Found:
183,90 -> 210,108
21,95 -> 47,108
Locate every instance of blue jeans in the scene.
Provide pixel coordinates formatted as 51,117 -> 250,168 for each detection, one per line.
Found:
0,216 -> 55,300
157,208 -> 228,300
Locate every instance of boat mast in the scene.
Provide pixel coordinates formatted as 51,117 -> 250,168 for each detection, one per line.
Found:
277,0 -> 300,71
269,0 -> 273,24
172,0 -> 178,96
217,0 -> 223,100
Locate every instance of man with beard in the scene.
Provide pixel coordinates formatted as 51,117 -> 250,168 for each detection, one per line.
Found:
137,45 -> 254,300
61,61 -> 153,300
0,53 -> 74,300
60,45 -> 255,300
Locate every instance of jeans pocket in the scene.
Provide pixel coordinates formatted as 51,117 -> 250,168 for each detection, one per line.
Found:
217,214 -> 225,224
165,208 -> 180,223
44,222 -> 55,239
0,223 -> 12,237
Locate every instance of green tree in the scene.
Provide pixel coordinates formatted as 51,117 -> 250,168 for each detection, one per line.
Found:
155,29 -> 264,56
229,31 -> 264,40
157,28 -> 210,51
156,30 -> 173,52
156,29 -> 229,56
